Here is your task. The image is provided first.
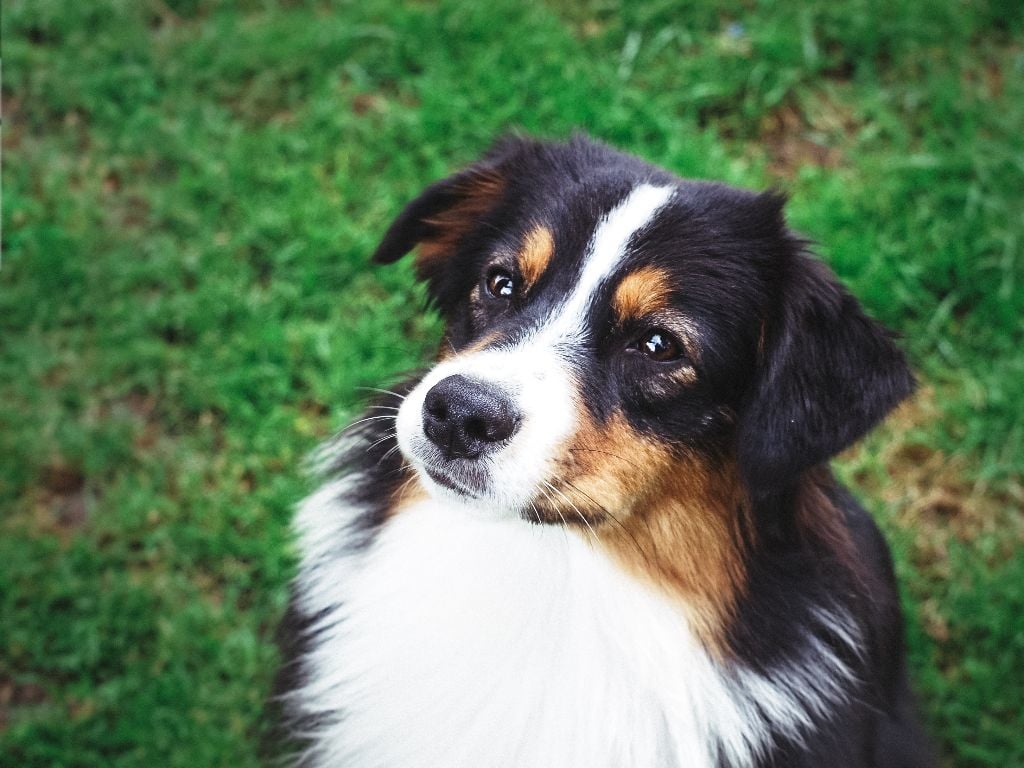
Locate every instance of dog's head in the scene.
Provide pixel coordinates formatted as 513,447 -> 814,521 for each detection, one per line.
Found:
376,136 -> 913,527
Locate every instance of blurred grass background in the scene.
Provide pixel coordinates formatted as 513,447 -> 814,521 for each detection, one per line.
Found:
1,0 -> 1022,765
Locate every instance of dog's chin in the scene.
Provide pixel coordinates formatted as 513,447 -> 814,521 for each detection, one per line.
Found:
421,464 -> 483,499
405,454 -> 542,523
408,454 -> 491,504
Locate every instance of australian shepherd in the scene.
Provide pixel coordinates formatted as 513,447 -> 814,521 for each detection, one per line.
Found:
273,135 -> 935,767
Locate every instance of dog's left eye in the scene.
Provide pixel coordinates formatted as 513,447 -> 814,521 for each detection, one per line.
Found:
634,329 -> 683,362
485,269 -> 517,299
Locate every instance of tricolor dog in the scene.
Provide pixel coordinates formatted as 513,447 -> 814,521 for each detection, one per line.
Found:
274,135 -> 935,767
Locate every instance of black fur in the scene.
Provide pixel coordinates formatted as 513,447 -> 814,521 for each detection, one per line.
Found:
735,253 -> 916,494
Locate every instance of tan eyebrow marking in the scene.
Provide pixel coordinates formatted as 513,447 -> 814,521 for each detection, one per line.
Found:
612,265 -> 673,321
517,225 -> 555,290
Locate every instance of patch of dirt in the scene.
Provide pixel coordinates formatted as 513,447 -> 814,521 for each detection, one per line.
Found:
0,678 -> 49,733
66,695 -> 97,722
2,91 -> 24,151
580,19 -> 606,38
983,59 -> 1003,100
35,460 -> 92,536
102,169 -> 122,194
109,190 -> 151,229
41,462 -> 85,496
62,108 -> 92,152
25,397 -> 163,536
960,43 -> 1023,103
918,598 -> 950,643
352,92 -> 385,116
758,91 -> 861,178
847,386 -> 1024,574
122,392 -> 162,451
843,386 -> 1024,644
148,0 -> 184,28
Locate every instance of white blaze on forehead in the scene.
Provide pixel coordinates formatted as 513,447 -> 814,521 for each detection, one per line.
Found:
545,183 -> 676,338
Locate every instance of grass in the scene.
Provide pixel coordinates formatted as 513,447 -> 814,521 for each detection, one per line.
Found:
1,0 -> 1022,765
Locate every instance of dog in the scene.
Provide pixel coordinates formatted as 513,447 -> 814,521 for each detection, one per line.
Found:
274,135 -> 935,767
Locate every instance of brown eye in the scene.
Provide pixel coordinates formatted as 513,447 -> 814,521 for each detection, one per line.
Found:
635,329 -> 683,362
486,269 -> 517,299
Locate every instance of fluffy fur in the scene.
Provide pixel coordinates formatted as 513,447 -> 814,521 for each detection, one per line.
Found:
272,135 -> 936,768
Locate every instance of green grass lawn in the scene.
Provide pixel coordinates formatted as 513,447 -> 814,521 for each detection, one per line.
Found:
2,0 -> 1022,765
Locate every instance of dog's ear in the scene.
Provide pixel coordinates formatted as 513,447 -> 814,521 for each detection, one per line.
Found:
736,253 -> 915,494
372,164 -> 505,271
372,139 -> 529,293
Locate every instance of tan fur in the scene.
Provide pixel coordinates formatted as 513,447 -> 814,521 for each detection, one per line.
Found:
537,408 -> 749,655
795,468 -> 859,574
670,366 -> 699,386
517,226 -> 554,290
387,469 -> 430,518
438,330 -> 502,362
416,169 -> 506,270
612,266 -> 673,321
436,335 -> 456,362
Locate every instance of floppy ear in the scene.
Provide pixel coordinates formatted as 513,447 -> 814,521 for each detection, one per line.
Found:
736,254 -> 915,494
371,142 -> 520,303
372,165 -> 506,267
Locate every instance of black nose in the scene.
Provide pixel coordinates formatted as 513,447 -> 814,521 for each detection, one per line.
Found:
422,375 -> 521,459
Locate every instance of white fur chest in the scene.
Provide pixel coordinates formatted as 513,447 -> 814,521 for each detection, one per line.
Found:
292,484 -> 830,768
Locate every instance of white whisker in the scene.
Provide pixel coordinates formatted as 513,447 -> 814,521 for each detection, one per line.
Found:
356,386 -> 408,401
538,483 -> 571,531
342,415 -> 397,433
366,431 -> 397,452
545,480 -> 599,544
377,444 -> 402,465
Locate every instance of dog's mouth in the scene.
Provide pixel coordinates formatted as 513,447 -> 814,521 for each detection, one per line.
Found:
393,345 -> 579,517
421,462 -> 487,499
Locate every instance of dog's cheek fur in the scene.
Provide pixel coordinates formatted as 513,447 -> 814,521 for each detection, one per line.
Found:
544,406 -> 749,656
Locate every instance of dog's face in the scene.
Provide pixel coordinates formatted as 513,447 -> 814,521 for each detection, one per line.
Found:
377,137 -> 913,526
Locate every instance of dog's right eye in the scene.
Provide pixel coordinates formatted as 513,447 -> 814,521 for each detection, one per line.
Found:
485,269 -> 517,299
632,329 -> 684,363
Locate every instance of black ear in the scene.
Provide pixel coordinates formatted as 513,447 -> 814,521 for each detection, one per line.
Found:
736,254 -> 915,493
371,163 -> 506,270
370,137 -> 535,292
